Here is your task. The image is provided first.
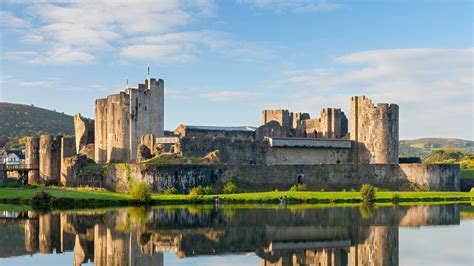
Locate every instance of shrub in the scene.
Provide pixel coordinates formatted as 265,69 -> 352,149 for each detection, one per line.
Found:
164,187 -> 178,195
188,185 -> 212,196
203,185 -> 212,195
31,190 -> 52,210
360,184 -> 375,202
289,183 -> 307,192
131,181 -> 151,203
392,193 -> 400,202
223,182 -> 238,194
470,187 -> 474,193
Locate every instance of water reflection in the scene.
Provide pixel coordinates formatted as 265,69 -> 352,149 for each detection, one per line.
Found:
0,204 -> 461,266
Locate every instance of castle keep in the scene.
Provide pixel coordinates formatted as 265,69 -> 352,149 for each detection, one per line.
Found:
95,78 -> 164,163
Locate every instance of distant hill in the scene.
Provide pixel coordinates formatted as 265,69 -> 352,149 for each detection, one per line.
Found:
0,102 -> 74,138
400,138 -> 474,159
1,102 -> 472,159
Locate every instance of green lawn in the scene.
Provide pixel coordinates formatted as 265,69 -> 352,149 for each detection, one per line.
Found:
152,191 -> 473,204
0,188 -> 472,207
0,187 -> 131,201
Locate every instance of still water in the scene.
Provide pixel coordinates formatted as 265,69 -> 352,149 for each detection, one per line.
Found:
0,204 -> 472,266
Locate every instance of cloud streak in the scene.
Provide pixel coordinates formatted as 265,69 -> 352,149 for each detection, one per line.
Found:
273,48 -> 473,139
237,0 -> 344,13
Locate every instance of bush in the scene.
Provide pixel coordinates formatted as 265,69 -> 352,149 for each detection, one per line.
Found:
360,184 -> 375,202
392,193 -> 400,202
164,187 -> 178,195
470,187 -> 474,193
31,190 -> 52,210
188,185 -> 212,196
203,185 -> 212,195
289,183 -> 307,192
223,182 -> 238,194
131,181 -> 151,203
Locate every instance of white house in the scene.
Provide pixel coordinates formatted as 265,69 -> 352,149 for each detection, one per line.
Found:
1,150 -> 24,166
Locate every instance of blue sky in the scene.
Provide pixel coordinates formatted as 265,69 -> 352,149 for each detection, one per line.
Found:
0,0 -> 472,139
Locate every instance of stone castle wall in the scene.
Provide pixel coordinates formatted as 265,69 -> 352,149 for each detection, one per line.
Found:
94,78 -> 164,163
73,114 -> 94,155
73,163 -> 459,193
350,96 -> 399,164
60,136 -> 76,185
301,108 -> 348,138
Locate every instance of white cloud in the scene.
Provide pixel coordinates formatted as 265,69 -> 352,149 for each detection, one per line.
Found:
0,11 -> 30,29
2,0 -> 216,64
120,30 -> 277,63
237,0 -> 344,13
0,75 -> 60,89
274,48 -> 473,139
5,47 -> 95,64
201,90 -> 264,102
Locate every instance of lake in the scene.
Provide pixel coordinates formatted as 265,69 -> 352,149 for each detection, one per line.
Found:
0,203 -> 472,265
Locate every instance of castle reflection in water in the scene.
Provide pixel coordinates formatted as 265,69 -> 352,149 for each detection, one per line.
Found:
0,204 -> 460,266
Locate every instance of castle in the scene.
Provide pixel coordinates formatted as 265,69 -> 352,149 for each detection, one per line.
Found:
95,77 -> 164,163
20,74 -> 459,192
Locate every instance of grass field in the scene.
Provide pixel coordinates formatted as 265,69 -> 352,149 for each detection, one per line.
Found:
0,187 -> 472,209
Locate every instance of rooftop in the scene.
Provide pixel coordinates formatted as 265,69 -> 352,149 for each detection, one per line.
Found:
184,125 -> 257,132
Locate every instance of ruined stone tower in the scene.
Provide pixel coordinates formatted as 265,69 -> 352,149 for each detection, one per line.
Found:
350,96 -> 399,164
301,108 -> 348,138
39,135 -> 62,182
25,137 -> 40,184
95,78 -> 164,163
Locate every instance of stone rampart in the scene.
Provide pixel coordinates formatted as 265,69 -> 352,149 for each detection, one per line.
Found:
75,163 -> 459,193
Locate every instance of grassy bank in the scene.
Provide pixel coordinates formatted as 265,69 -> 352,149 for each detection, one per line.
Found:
0,187 -> 472,209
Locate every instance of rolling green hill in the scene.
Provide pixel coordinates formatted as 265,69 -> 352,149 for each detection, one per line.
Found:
400,138 -> 474,160
0,102 -> 74,139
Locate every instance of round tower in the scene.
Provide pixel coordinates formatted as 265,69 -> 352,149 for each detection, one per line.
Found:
25,136 -> 40,184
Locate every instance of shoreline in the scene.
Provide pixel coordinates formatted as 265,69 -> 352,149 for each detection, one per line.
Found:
0,188 -> 472,210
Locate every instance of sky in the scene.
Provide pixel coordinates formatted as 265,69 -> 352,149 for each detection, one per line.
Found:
0,0 -> 472,140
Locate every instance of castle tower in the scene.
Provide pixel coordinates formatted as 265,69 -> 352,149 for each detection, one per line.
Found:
94,76 -> 164,163
39,134 -> 62,182
25,136 -> 40,184
350,96 -> 399,164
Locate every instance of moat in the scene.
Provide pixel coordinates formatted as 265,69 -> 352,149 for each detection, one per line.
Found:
0,203 -> 472,265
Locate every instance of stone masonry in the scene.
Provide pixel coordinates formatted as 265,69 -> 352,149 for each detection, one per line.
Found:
60,136 -> 76,185
350,96 -> 399,164
94,77 -> 164,163
73,113 -> 94,155
39,135 -> 62,182
260,108 -> 348,139
25,137 -> 40,184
